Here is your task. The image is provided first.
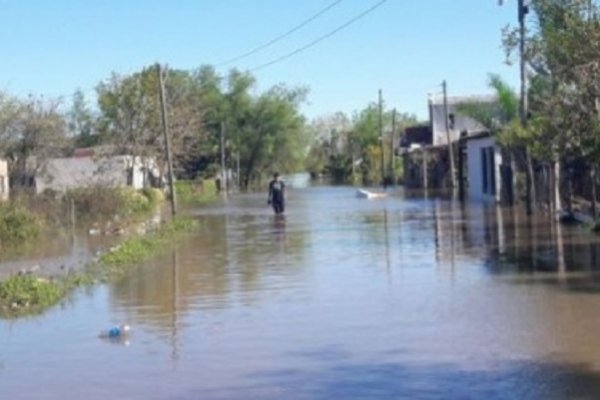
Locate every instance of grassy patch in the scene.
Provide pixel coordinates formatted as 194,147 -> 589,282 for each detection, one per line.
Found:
0,216 -> 197,318
68,186 -> 164,222
94,216 -> 197,279
175,179 -> 218,205
0,275 -> 64,318
0,177 -> 219,319
0,202 -> 43,247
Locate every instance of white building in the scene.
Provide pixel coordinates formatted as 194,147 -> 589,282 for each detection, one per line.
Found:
35,155 -> 162,194
465,133 -> 502,202
428,94 -> 495,146
0,158 -> 8,201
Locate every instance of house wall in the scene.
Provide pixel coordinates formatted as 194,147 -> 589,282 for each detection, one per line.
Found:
35,155 -> 160,194
466,136 -> 502,202
0,159 -> 8,201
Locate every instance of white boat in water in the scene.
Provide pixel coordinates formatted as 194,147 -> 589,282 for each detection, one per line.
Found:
356,189 -> 388,199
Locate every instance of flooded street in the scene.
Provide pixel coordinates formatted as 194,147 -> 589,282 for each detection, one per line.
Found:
4,184 -> 600,399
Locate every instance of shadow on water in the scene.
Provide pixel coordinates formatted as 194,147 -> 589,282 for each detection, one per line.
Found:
179,350 -> 600,400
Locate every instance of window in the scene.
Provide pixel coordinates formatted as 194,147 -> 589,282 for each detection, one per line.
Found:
481,146 -> 496,196
488,147 -> 496,196
481,148 -> 488,194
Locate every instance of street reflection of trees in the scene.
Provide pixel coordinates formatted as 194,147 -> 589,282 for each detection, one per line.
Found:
421,197 -> 600,276
455,203 -> 600,275
109,215 -> 231,331
109,212 -> 308,332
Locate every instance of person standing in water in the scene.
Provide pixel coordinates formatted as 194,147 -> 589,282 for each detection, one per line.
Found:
267,173 -> 285,214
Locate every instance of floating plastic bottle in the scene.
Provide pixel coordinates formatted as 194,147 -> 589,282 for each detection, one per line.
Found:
99,324 -> 131,339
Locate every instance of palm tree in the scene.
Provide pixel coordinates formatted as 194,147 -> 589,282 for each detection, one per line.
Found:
457,73 -> 534,210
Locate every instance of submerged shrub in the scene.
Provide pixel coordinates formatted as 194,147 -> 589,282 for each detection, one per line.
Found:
141,187 -> 164,205
100,217 -> 195,266
68,185 -> 124,220
0,275 -> 64,317
68,185 -> 164,221
175,179 -> 217,204
0,203 -> 42,245
118,187 -> 152,215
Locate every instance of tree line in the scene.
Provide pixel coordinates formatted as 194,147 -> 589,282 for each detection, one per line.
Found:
0,61 -> 420,192
0,64 -> 309,191
460,0 -> 600,222
305,105 -> 418,185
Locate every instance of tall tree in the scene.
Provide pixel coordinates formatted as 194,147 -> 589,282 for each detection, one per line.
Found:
0,95 -> 68,186
68,89 -> 99,148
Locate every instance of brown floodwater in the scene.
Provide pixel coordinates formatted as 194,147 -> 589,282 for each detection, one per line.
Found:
4,183 -> 600,399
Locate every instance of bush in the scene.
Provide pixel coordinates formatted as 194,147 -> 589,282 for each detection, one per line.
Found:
141,187 -> 164,204
68,186 -> 124,220
67,185 -> 164,222
175,179 -> 218,204
0,275 -> 64,317
0,203 -> 42,245
118,187 -> 152,215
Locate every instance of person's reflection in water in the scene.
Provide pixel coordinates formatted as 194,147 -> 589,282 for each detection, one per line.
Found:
272,214 -> 287,248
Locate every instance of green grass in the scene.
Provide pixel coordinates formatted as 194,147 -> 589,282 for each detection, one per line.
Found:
83,216 -> 197,284
0,275 -> 64,318
175,179 -> 218,205
0,203 -> 43,247
0,216 -> 198,318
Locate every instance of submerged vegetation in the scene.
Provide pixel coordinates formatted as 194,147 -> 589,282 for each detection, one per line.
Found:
68,186 -> 164,221
0,275 -> 64,318
97,216 -> 196,273
175,179 -> 218,205
0,203 -> 42,247
0,178 -> 213,318
0,215 -> 197,318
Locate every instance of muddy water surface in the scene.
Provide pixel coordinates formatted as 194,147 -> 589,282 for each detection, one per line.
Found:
3,185 -> 600,399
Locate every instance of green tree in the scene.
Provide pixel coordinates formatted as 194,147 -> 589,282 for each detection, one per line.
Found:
68,89 -> 100,148
0,95 -> 68,186
501,0 -> 600,217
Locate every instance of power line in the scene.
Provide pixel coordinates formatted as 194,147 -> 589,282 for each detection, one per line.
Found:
217,0 -> 344,67
251,0 -> 388,72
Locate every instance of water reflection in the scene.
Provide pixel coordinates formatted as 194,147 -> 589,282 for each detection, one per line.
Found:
6,186 -> 600,399
108,211 -> 309,340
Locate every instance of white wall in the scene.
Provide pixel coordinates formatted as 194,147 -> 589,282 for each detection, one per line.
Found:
466,136 -> 502,202
0,159 -> 8,201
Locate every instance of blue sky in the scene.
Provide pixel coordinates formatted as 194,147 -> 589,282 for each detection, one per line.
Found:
0,0 -> 519,121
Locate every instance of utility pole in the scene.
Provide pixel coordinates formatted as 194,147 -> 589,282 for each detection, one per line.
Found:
379,89 -> 385,187
519,0 -> 534,215
442,80 -> 457,188
391,108 -> 397,186
236,151 -> 240,192
220,121 -> 227,194
518,0 -> 528,125
157,63 -> 177,217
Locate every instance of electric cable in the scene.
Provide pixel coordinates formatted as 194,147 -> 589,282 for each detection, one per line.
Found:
217,0 -> 344,66
250,0 -> 388,72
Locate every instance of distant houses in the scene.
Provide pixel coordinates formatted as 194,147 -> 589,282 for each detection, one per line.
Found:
401,94 -> 502,202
